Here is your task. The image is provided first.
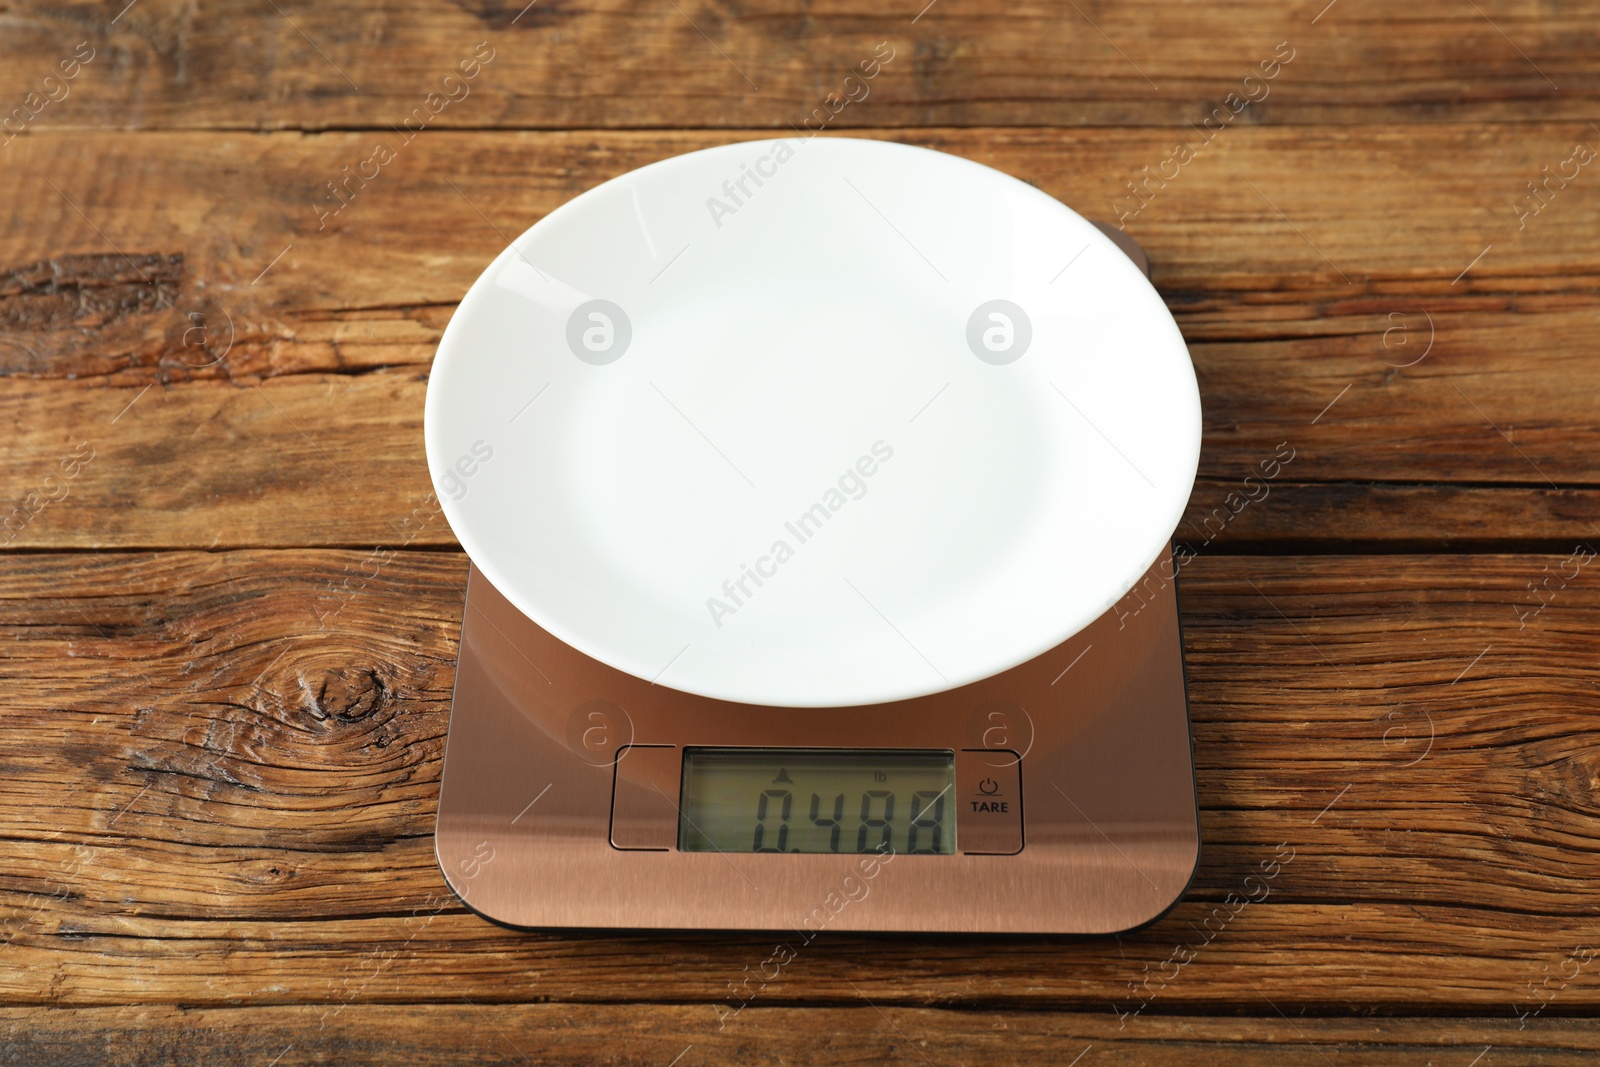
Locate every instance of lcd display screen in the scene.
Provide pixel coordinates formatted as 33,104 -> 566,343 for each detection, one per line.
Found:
678,748 -> 955,855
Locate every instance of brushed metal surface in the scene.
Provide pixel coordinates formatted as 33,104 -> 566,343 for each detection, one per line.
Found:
435,546 -> 1198,934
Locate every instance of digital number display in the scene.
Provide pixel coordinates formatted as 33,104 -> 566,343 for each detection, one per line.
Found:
678,748 -> 955,855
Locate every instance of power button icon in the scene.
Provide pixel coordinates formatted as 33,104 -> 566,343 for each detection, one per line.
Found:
978,778 -> 1000,795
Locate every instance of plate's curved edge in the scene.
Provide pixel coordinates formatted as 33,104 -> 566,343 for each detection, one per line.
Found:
1090,220 -> 1152,278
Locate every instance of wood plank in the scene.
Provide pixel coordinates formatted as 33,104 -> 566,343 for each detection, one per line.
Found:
1,0 -> 1595,131
4,1005 -> 1597,1066
8,355 -> 1599,549
9,900 -> 1600,1010
1178,483 -> 1600,553
1,127 -> 1597,548
6,128 -> 1596,329
0,371 -> 443,550
11,361 -> 1600,550
3,549 -> 1599,1008
9,901 -> 1599,1009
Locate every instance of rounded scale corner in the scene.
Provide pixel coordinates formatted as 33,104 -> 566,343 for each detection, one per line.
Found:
431,827 -> 483,913
1104,833 -> 1203,938
442,880 -> 535,936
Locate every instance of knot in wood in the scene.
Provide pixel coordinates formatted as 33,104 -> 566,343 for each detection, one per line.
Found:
315,666 -> 388,723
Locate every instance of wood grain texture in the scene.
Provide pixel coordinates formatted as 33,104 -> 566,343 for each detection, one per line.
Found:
4,1006 -> 1599,1066
12,370 -> 1600,552
1,127 -> 1597,549
1178,483 -> 1600,553
2,550 -> 1597,1011
0,0 -> 1595,131
3,0 -> 1598,1053
6,128 -> 1595,330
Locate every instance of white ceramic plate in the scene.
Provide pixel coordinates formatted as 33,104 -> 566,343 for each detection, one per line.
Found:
425,137 -> 1200,708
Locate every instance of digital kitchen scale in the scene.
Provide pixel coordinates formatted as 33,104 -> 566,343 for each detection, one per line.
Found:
427,138 -> 1201,934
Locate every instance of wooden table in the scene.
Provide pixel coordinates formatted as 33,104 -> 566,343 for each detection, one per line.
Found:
3,1 -> 1598,1062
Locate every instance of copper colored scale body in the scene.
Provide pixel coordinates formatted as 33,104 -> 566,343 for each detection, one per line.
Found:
434,229 -> 1200,934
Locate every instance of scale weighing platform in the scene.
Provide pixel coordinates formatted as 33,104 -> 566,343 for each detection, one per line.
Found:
436,549 -> 1195,935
